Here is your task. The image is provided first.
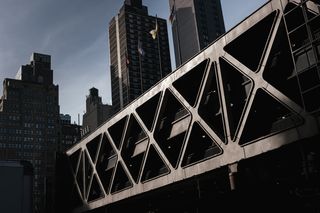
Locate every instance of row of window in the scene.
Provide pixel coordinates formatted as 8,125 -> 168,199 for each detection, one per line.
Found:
0,128 -> 43,135
0,143 -> 43,150
0,134 -> 56,142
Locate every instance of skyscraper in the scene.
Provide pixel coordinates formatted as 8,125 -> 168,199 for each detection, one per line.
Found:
169,0 -> 225,67
0,53 -> 59,213
109,0 -> 172,113
82,87 -> 113,136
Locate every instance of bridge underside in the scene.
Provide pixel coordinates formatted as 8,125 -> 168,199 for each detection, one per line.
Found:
63,0 -> 320,212
89,137 -> 320,213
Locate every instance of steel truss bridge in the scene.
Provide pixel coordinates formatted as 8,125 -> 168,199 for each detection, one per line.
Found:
65,0 -> 320,212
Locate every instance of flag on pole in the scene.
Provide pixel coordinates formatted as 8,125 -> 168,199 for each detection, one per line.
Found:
149,15 -> 158,40
137,40 -> 145,56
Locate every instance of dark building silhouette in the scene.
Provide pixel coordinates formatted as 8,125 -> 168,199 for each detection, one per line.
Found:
0,161 -> 33,213
169,0 -> 225,67
54,152 -> 78,213
65,0 -> 320,212
109,0 -> 172,113
59,113 -> 72,125
0,53 -> 59,213
58,114 -> 81,152
82,87 -> 113,136
54,114 -> 81,213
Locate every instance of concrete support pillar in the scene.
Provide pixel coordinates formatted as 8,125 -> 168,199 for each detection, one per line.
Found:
228,163 -> 238,191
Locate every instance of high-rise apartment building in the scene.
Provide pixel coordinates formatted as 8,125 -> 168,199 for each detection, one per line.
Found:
82,87 -> 113,136
0,53 -> 59,213
109,0 -> 172,112
169,0 -> 225,67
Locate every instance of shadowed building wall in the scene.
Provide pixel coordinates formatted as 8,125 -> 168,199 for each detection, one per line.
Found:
0,161 -> 33,213
0,53 -> 59,213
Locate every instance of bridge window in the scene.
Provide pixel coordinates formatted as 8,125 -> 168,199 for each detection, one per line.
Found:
181,122 -> 222,167
96,133 -> 117,194
173,59 -> 209,106
136,92 -> 161,131
121,114 -> 148,182
86,134 -> 102,164
154,89 -> 191,168
108,116 -> 128,149
219,58 -> 253,141
141,145 -> 169,182
198,62 -> 226,143
111,162 -> 132,193
239,89 -> 303,145
224,11 -> 277,72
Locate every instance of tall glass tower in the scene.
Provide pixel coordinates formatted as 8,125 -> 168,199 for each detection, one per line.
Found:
169,0 -> 225,67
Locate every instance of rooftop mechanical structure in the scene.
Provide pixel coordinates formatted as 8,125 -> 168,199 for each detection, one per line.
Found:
65,0 -> 320,212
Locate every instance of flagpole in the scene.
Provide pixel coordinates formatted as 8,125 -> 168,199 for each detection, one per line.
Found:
138,38 -> 143,93
125,49 -> 130,103
155,15 -> 163,79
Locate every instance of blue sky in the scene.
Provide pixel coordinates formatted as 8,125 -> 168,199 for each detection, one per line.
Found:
0,0 -> 267,124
